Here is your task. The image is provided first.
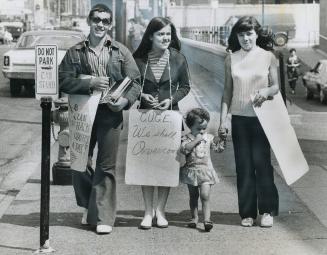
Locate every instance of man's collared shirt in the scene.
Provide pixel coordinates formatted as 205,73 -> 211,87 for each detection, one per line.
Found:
85,35 -> 111,77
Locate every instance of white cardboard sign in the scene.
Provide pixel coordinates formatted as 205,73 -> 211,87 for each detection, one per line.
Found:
35,45 -> 58,100
251,92 -> 309,185
125,109 -> 182,187
68,92 -> 101,171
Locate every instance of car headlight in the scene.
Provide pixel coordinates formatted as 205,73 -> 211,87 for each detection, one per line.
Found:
3,56 -> 10,66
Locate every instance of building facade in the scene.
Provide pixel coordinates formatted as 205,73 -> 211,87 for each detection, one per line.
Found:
320,0 -> 327,52
171,0 -> 319,5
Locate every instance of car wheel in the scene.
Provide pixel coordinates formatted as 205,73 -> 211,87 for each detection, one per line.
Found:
25,84 -> 35,97
10,79 -> 22,97
306,88 -> 314,100
320,90 -> 327,104
274,34 -> 288,47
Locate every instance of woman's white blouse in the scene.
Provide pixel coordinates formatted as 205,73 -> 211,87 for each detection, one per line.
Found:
230,46 -> 276,117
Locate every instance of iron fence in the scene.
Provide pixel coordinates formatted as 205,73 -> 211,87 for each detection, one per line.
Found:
180,26 -> 231,46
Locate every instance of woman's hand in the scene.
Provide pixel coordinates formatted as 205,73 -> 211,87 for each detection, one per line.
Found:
153,98 -> 171,110
141,93 -> 159,108
253,88 -> 270,108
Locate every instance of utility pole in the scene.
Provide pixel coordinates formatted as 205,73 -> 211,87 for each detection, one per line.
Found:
262,0 -> 265,25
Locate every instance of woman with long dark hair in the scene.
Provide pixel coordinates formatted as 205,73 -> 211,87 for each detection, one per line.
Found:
133,17 -> 191,229
219,16 -> 279,227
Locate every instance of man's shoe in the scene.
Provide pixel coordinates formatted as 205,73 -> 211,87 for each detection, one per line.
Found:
81,209 -> 88,225
260,213 -> 273,228
96,225 -> 112,234
241,217 -> 254,227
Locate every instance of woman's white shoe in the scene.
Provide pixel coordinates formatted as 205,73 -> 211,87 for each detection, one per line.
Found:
81,209 -> 88,225
241,217 -> 254,227
155,210 -> 168,228
139,214 -> 153,230
260,213 -> 273,228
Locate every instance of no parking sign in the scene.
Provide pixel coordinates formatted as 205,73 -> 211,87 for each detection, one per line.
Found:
35,45 -> 58,100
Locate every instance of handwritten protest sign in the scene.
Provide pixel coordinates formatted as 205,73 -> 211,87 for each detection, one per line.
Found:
68,92 -> 101,171
251,92 -> 309,185
125,109 -> 183,187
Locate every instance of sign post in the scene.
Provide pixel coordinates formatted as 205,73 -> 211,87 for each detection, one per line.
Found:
34,45 -> 58,254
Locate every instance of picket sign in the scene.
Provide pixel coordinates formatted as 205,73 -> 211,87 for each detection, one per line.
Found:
251,92 -> 309,185
125,109 -> 183,187
68,92 -> 101,171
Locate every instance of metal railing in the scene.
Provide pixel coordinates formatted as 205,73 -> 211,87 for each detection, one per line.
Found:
180,26 -> 230,46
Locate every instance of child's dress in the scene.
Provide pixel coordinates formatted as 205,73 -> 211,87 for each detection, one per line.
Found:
180,132 -> 219,186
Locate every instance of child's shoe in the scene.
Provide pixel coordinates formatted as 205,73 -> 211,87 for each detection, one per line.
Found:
241,217 -> 254,227
260,213 -> 273,228
187,218 -> 198,228
204,221 -> 213,232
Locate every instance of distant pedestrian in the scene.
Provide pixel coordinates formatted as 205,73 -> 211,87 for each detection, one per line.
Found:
286,48 -> 301,94
4,29 -> 12,44
128,18 -> 145,52
180,108 -> 220,232
219,16 -> 279,228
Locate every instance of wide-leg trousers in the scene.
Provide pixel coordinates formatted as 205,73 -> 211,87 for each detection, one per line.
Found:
231,115 -> 279,219
72,105 -> 122,226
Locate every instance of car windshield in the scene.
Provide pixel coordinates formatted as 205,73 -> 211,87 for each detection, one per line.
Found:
17,34 -> 83,49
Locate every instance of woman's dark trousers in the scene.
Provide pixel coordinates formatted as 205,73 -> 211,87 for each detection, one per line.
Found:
232,115 -> 279,219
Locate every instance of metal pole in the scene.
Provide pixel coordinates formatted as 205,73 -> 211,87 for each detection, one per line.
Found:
262,0 -> 265,25
35,97 -> 55,254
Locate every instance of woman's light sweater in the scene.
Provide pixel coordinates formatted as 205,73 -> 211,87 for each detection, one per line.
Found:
230,46 -> 276,117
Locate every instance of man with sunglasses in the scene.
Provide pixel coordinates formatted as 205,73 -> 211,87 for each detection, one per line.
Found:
59,4 -> 140,234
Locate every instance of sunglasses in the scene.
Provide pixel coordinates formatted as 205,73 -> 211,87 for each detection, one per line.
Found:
91,17 -> 111,26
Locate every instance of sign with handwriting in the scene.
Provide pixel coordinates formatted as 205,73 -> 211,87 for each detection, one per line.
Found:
125,109 -> 182,187
68,92 -> 101,171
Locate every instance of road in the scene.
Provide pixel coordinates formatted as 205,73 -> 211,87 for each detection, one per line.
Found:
0,45 -> 42,190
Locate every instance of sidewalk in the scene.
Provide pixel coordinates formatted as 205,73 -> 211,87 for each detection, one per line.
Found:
1,67 -> 327,254
1,43 -> 327,254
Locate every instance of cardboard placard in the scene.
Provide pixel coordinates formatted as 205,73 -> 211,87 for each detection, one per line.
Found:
68,92 -> 101,171
125,109 -> 182,187
251,92 -> 309,185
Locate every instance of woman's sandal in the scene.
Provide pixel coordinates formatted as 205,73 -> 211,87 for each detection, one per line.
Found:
187,218 -> 198,228
139,215 -> 155,230
204,221 -> 213,232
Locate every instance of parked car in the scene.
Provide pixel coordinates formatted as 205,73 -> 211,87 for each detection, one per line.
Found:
2,30 -> 85,97
0,21 -> 24,41
302,60 -> 327,104
222,14 -> 296,47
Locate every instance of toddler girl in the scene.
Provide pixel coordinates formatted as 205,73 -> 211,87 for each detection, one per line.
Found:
180,108 -> 220,232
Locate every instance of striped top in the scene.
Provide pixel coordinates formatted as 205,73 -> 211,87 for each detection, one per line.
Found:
86,37 -> 110,77
230,46 -> 276,117
148,49 -> 170,83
